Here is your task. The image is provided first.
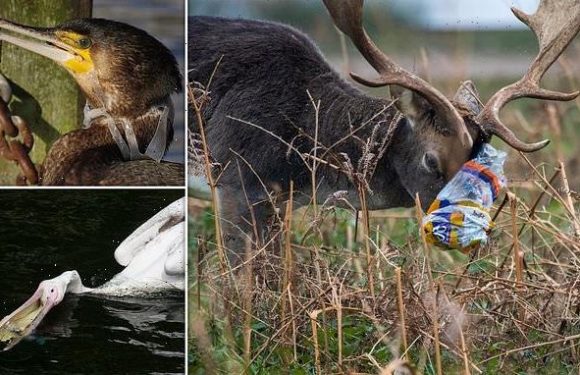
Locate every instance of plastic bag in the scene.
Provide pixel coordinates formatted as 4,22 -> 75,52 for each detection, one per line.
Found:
421,143 -> 507,252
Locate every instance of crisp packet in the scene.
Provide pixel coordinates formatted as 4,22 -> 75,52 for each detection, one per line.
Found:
421,143 -> 507,252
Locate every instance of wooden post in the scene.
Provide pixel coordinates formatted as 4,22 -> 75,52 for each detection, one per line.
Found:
0,0 -> 92,184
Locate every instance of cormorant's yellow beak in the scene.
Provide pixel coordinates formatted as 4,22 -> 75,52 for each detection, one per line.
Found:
0,19 -> 93,74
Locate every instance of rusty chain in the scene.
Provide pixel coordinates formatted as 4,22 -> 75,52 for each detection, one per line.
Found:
0,75 -> 38,185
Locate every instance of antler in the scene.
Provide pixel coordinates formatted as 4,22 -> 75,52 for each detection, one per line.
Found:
322,0 -> 473,148
477,0 -> 580,152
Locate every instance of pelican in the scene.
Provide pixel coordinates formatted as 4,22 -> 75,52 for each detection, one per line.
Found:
0,198 -> 184,351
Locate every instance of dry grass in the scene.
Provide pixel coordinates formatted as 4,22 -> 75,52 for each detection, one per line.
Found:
190,175 -> 580,373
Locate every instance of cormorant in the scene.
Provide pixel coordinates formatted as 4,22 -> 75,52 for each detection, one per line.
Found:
0,18 -> 184,185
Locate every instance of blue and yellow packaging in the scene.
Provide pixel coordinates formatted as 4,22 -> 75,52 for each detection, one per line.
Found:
422,144 -> 507,252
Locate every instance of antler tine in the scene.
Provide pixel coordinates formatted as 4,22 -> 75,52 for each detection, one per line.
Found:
322,0 -> 473,148
478,0 -> 580,152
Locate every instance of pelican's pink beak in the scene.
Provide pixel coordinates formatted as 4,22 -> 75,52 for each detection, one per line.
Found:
0,283 -> 60,351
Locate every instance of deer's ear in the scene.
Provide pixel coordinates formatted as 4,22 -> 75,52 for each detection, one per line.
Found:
390,86 -> 430,128
453,80 -> 483,116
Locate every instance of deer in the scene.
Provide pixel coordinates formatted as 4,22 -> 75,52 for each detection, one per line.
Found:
189,0 -> 580,264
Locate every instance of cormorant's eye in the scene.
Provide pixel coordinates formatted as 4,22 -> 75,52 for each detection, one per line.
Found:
77,38 -> 92,49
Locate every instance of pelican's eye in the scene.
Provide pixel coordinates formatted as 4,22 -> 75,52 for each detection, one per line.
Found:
50,288 -> 55,294
77,38 -> 92,49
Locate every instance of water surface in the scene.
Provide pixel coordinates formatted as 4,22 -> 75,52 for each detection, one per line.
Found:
0,190 -> 185,375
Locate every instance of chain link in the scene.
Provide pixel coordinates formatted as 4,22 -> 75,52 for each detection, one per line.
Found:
0,77 -> 39,185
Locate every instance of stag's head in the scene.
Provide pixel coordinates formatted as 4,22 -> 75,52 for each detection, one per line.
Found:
324,0 -> 580,207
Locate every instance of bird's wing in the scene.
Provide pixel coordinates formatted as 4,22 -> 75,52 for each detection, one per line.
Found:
114,198 -> 185,266
98,160 -> 184,186
105,222 -> 185,292
164,221 -> 185,276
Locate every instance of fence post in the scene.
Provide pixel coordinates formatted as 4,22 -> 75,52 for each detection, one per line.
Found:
0,0 -> 92,184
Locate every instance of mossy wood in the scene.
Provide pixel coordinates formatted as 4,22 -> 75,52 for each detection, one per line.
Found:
0,0 -> 92,184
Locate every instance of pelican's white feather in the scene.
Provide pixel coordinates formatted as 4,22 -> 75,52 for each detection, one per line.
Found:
114,198 -> 184,266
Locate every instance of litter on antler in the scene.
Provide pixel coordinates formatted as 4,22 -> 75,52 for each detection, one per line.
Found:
422,144 -> 507,252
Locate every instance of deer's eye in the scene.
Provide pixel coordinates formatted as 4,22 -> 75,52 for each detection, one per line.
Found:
422,152 -> 441,175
